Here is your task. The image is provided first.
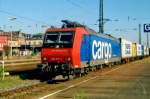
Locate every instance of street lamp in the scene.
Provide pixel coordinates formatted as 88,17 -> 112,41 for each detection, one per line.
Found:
9,17 -> 17,57
25,33 -> 28,56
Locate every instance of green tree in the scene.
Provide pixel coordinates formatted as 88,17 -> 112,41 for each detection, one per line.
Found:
3,45 -> 11,58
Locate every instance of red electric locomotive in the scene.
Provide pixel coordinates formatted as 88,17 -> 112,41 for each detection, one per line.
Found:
40,20 -> 91,80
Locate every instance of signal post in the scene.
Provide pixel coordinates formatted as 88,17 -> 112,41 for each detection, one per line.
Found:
144,24 -> 150,48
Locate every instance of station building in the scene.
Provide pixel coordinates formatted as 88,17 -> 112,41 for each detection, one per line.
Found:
0,30 -> 43,57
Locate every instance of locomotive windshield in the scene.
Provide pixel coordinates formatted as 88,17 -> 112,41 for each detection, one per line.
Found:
43,32 -> 74,48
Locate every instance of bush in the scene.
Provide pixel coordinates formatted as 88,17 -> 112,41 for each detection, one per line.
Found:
3,45 -> 11,58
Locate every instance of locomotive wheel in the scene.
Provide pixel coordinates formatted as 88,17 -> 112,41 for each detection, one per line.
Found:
84,67 -> 89,75
65,71 -> 70,81
75,73 -> 82,78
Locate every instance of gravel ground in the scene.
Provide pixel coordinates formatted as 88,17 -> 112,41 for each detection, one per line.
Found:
0,72 -> 41,93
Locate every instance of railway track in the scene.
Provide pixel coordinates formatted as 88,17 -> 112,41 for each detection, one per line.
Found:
0,57 -> 149,98
3,58 -> 40,73
0,59 -> 135,98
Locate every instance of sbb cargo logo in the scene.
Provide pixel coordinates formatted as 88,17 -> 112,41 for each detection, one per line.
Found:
92,40 -> 112,61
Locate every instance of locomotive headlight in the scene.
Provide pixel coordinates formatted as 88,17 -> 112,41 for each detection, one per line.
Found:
65,58 -> 71,61
67,58 -> 71,61
75,65 -> 79,68
43,57 -> 47,61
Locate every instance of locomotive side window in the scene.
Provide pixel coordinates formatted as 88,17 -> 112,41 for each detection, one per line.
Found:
43,32 -> 74,48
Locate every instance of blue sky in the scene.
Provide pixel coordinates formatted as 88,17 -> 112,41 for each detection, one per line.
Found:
0,0 -> 150,45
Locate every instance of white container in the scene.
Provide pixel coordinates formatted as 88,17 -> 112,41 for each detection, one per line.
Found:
144,46 -> 147,56
144,46 -> 149,56
120,39 -> 132,58
136,44 -> 142,56
147,47 -> 149,55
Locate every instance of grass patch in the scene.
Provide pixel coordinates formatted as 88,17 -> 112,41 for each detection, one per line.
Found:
73,90 -> 86,99
0,65 -> 4,80
0,76 -> 30,89
0,66 -> 4,80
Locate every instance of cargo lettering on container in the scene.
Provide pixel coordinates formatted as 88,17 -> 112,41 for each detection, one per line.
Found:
92,40 -> 112,61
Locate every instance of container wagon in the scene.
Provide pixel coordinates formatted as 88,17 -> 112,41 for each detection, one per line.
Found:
144,46 -> 149,57
120,38 -> 132,63
131,42 -> 137,61
136,43 -> 143,59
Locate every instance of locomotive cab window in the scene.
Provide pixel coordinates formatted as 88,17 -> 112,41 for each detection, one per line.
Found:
45,33 -> 59,43
59,33 -> 73,43
43,32 -> 74,48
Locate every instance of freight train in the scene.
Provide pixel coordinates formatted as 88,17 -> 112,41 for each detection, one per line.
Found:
39,20 -> 149,80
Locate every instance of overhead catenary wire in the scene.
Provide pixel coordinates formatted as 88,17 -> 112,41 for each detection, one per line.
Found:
65,0 -> 97,15
0,0 -> 1,9
0,9 -> 50,26
1,0 -> 99,29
